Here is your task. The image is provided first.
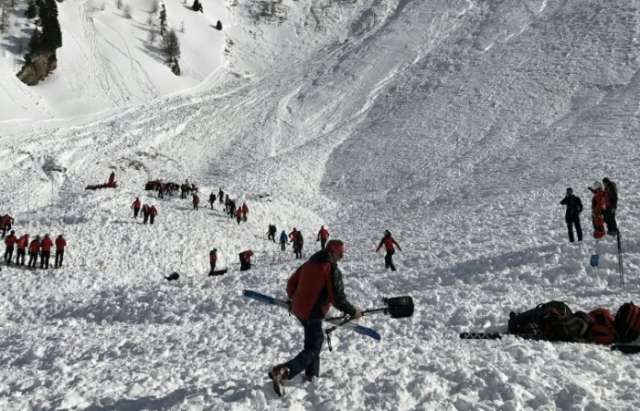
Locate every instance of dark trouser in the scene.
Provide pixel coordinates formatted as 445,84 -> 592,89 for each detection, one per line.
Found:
566,217 -> 583,242
40,251 -> 51,269
268,233 -> 275,242
280,241 -> 286,251
17,248 -> 26,265
4,246 -> 14,264
294,245 -> 302,259
28,251 -> 38,267
285,319 -> 323,380
133,207 -> 140,218
603,209 -> 618,235
320,239 -> 326,249
143,213 -> 149,224
193,203 -> 198,210
240,259 -> 251,271
209,261 -> 216,274
150,215 -> 155,224
209,201 -> 214,209
55,250 -> 64,268
385,249 -> 396,271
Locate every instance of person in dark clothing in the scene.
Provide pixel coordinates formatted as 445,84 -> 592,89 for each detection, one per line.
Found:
289,228 -> 304,259
316,225 -> 329,249
132,197 -> 141,218
55,235 -> 66,268
209,248 -> 217,275
560,187 -> 583,243
40,234 -> 53,269
4,230 -> 16,264
142,204 -> 150,224
376,230 -> 402,271
16,234 -> 28,265
149,205 -> 158,224
602,177 -> 619,235
269,240 -> 362,396
1,214 -> 13,238
279,230 -> 288,251
209,192 -> 216,209
239,250 -> 253,271
192,193 -> 200,210
267,224 -> 277,242
218,188 -> 224,204
28,236 -> 40,268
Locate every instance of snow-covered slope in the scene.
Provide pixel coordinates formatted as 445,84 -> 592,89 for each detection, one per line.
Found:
0,0 -> 228,120
2,0 -> 640,409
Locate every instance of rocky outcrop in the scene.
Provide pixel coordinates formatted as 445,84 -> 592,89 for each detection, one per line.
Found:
16,51 -> 57,86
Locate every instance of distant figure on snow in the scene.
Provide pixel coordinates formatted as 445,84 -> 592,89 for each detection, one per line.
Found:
602,177 -> 618,236
316,225 -> 329,249
28,236 -> 40,268
192,193 -> 200,210
55,234 -> 67,268
267,224 -> 277,242
191,0 -> 203,13
588,181 -> 606,239
560,187 -> 583,243
4,230 -> 16,265
132,197 -> 141,218
209,192 -> 216,209
239,250 -> 254,271
279,230 -> 288,251
1,214 -> 14,238
209,248 -> 218,276
149,205 -> 158,225
16,234 -> 29,265
376,230 -> 402,271
40,234 -> 53,269
142,204 -> 150,224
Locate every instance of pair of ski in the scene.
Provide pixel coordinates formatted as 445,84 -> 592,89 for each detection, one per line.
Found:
460,331 -> 640,354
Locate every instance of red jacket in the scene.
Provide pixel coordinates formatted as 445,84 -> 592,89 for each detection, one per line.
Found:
55,237 -> 67,250
591,190 -> 606,216
1,215 -> 12,226
193,195 -> 200,204
377,236 -> 401,252
149,206 -> 158,216
29,239 -> 40,253
286,251 -> 356,320
132,199 -> 141,209
317,227 -> 329,241
17,235 -> 29,249
239,250 -> 253,262
209,252 -> 217,262
287,259 -> 335,320
41,237 -> 53,252
4,234 -> 16,247
241,203 -> 248,214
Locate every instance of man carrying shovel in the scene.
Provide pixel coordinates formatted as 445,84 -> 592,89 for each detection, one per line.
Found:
268,239 -> 362,396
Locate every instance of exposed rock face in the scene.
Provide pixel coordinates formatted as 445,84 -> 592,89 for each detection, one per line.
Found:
17,51 -> 57,86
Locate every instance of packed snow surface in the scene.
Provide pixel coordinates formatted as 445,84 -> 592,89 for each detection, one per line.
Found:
2,0 -> 640,409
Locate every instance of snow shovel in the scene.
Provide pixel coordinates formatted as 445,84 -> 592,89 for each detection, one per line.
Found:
327,296 -> 414,322
324,296 -> 413,349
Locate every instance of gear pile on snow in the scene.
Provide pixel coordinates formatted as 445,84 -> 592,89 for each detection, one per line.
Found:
463,301 -> 640,348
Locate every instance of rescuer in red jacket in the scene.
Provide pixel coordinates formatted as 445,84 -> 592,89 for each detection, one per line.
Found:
376,230 -> 402,271
316,225 -> 329,249
268,240 -> 362,396
55,235 -> 67,268
40,234 -> 53,269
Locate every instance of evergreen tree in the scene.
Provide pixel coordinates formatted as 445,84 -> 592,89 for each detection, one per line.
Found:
159,3 -> 166,36
163,28 -> 180,61
25,0 -> 37,18
38,0 -> 62,52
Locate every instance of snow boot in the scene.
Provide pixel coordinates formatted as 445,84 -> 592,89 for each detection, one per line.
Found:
268,365 -> 289,397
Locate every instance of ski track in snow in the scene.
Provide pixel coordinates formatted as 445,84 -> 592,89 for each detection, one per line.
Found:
2,0 -> 640,410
